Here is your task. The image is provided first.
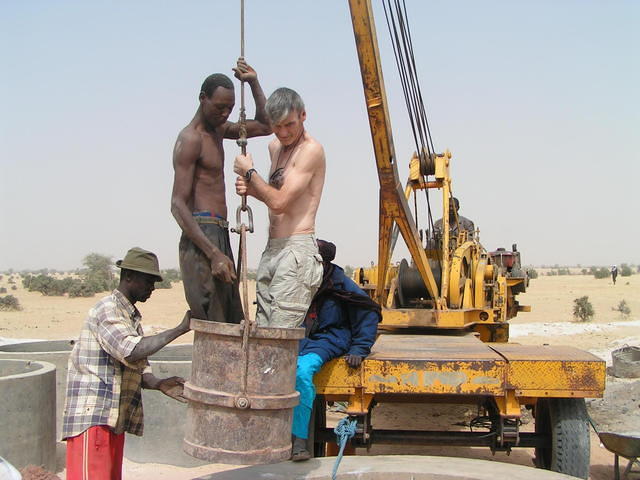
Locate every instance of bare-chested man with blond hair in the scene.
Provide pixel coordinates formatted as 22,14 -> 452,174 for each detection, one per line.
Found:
234,87 -> 325,328
171,59 -> 271,323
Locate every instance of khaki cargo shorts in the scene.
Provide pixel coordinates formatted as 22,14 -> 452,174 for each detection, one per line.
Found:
255,234 -> 323,328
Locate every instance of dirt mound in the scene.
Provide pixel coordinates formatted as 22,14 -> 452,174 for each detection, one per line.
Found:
587,376 -> 640,433
20,465 -> 61,480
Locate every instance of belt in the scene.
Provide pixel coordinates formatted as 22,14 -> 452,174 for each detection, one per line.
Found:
193,216 -> 229,228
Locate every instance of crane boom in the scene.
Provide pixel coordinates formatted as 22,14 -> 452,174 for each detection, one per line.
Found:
348,0 -> 441,308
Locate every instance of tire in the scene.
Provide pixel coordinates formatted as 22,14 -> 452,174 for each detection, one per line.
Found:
534,398 -> 590,479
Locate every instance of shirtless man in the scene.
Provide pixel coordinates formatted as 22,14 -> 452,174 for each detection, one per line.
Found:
171,59 -> 271,323
234,87 -> 325,328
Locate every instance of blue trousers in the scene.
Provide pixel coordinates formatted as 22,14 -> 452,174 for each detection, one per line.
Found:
292,353 -> 325,439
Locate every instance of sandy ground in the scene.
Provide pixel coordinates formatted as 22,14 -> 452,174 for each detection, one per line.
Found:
1,272 -> 639,479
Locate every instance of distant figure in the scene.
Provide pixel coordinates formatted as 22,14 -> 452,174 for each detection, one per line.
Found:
171,59 -> 271,323
290,239 -> 380,461
433,197 -> 475,244
611,265 -> 618,285
62,248 -> 191,480
234,87 -> 325,328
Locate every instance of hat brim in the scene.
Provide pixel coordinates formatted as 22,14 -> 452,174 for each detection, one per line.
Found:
116,260 -> 163,281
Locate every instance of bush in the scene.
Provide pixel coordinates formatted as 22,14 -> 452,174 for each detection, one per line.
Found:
28,274 -> 67,296
161,269 -> 182,283
592,267 -> 609,279
155,278 -> 173,289
581,268 -> 588,275
527,268 -> 538,279
620,264 -> 633,277
573,296 -> 594,322
68,280 -> 96,298
0,287 -> 6,294
0,295 -> 21,311
11,285 -> 16,291
612,300 -> 631,319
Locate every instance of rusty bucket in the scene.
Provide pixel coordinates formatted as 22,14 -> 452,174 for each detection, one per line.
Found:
183,319 -> 304,465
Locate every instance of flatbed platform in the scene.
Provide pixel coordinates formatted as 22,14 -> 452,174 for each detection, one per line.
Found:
315,333 -> 605,399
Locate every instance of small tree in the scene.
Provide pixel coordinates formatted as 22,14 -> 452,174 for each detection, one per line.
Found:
0,295 -> 21,311
573,296 -> 594,322
612,300 -> 631,319
81,253 -> 116,293
527,268 -> 538,279
0,287 -> 6,294
344,265 -> 355,278
620,264 -> 633,277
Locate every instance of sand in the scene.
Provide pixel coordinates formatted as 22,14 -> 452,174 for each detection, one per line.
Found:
1,271 -> 638,479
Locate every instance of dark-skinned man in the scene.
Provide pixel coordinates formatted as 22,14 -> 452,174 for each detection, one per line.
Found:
62,247 -> 191,480
171,58 -> 271,323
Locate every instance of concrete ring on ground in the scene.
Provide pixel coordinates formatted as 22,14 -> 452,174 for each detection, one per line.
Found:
0,359 -> 56,472
196,455 -> 578,480
0,340 -> 76,439
0,340 -> 196,466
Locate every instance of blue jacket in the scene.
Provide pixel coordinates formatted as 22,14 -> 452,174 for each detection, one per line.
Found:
299,265 -> 380,363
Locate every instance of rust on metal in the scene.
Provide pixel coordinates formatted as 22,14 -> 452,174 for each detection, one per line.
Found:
183,319 -> 304,465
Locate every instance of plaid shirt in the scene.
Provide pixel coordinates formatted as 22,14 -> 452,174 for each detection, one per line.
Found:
62,289 -> 151,439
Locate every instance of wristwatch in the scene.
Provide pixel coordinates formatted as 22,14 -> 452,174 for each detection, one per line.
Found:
245,168 -> 257,182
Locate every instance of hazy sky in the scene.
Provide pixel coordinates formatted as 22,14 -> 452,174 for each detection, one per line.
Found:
1,1 -> 638,271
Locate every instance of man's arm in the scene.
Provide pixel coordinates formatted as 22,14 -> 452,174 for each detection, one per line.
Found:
142,373 -> 187,403
234,144 -> 324,213
126,311 -> 191,363
223,59 -> 271,139
170,131 -> 236,283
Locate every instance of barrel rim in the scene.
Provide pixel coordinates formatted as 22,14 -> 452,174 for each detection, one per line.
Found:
190,319 -> 305,340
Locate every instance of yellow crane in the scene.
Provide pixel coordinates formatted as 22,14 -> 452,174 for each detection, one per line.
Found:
311,1 -> 605,478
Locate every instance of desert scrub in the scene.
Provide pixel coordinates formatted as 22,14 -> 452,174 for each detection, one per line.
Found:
573,296 -> 594,322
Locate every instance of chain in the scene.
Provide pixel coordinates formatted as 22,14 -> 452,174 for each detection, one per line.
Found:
231,0 -> 254,407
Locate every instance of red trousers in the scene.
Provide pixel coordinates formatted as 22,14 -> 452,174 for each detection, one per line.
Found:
66,426 -> 125,480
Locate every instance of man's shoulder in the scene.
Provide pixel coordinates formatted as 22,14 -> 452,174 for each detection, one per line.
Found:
89,292 -> 117,312
299,137 -> 325,169
177,125 -> 203,146
304,136 -> 325,156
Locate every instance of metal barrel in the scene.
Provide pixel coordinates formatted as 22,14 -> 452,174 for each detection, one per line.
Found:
183,319 -> 304,465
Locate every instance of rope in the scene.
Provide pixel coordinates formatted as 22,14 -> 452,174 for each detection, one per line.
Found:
382,0 -> 436,234
331,417 -> 357,480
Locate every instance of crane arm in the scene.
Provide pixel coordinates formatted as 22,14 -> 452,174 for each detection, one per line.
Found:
348,0 -> 441,308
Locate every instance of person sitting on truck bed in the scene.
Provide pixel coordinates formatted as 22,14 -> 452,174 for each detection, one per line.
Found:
291,239 -> 381,461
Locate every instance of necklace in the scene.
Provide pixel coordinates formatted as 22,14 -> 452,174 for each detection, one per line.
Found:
269,129 -> 305,189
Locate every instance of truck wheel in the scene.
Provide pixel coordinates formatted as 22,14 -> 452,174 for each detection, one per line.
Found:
534,398 -> 590,479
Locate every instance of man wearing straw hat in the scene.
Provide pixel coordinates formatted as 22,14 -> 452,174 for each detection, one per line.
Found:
63,247 -> 192,480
